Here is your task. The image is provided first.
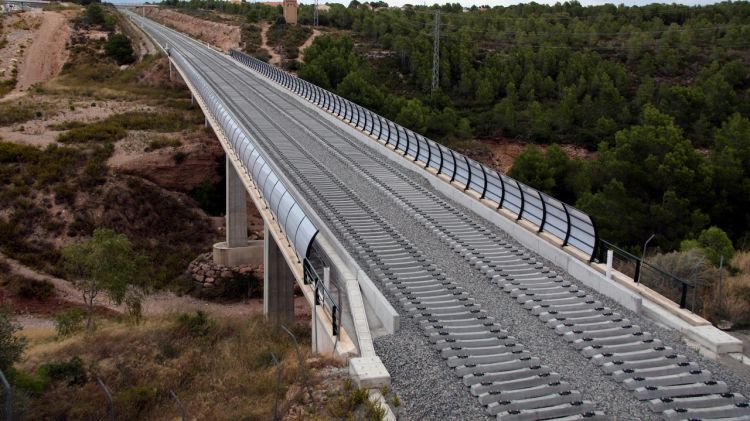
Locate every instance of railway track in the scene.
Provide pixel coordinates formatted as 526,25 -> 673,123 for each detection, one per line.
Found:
134,13 -> 750,420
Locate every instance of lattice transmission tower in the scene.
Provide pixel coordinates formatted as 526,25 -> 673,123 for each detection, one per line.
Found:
431,10 -> 440,96
314,0 -> 319,27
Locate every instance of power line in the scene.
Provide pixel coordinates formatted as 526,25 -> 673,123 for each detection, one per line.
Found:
431,10 -> 439,96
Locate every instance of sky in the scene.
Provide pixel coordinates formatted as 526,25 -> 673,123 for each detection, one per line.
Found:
123,0 -> 734,7
301,0 -> 730,5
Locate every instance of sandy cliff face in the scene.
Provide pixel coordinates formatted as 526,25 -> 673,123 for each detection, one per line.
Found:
110,131 -> 225,192
137,7 -> 241,52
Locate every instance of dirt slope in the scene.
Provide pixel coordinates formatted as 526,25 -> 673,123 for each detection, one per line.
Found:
137,6 -> 240,51
14,11 -> 70,93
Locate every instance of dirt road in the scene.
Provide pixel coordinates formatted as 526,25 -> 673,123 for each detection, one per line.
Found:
14,11 -> 70,93
260,23 -> 282,66
297,28 -> 322,62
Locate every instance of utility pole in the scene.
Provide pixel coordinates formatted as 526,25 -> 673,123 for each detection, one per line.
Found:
314,0 -> 319,27
431,10 -> 440,96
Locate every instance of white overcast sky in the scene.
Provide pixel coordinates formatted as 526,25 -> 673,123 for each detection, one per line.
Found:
298,0 -> 728,6
134,0 -> 733,7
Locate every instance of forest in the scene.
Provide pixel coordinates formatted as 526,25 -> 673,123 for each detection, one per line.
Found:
162,0 -> 750,258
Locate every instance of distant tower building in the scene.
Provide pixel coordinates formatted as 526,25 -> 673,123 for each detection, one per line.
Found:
283,0 -> 298,25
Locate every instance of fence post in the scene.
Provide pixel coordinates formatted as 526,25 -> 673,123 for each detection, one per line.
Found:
718,256 -> 724,316
270,353 -> 282,421
96,376 -> 115,421
606,250 -> 613,280
170,390 -> 188,421
280,325 -> 314,404
680,283 -> 688,309
634,260 -> 641,284
0,369 -> 11,421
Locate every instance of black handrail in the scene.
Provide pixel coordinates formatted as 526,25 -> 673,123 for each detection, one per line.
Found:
303,258 -> 339,335
599,239 -> 691,308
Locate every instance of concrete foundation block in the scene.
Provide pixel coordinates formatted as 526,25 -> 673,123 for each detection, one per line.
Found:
212,240 -> 264,267
350,356 -> 390,389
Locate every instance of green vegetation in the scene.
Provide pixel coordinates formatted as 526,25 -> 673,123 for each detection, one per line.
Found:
80,3 -> 116,30
104,32 -> 135,65
326,378 -> 388,420
145,136 -> 181,152
57,111 -> 200,143
681,227 -> 736,267
54,308 -> 86,338
62,228 -> 148,329
0,78 -> 16,98
58,121 -> 127,143
5,275 -> 55,301
266,19 -> 312,60
0,305 -> 26,372
241,23 -> 268,60
0,102 -> 45,126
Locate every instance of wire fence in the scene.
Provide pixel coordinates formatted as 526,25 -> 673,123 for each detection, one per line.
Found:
598,240 -> 697,311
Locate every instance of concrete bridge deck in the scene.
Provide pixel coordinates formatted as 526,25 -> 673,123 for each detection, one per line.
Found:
129,11 -> 750,420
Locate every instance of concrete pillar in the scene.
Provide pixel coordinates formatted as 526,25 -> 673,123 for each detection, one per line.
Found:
213,157 -> 263,267
226,157 -> 248,248
264,223 -> 295,325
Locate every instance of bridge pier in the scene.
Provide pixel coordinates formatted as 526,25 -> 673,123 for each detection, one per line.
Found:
264,223 -> 295,325
213,157 -> 262,267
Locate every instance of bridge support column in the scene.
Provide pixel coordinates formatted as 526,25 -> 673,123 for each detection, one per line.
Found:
264,223 -> 295,325
226,157 -> 248,248
213,157 -> 263,267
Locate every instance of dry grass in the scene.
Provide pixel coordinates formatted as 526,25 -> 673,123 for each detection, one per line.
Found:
732,251 -> 750,274
14,313 -> 346,420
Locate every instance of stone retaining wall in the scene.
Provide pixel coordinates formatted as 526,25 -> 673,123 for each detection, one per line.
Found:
187,252 -> 263,298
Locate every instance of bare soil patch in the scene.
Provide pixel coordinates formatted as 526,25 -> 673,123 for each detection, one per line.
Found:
0,99 -> 137,147
13,10 -> 70,93
481,137 -> 594,173
137,6 -> 240,51
261,22 -> 282,66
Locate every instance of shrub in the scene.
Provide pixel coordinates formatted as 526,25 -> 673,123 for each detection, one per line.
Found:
54,308 -> 85,338
38,357 -> 87,386
175,311 -> 212,337
106,111 -> 198,132
681,226 -> 735,267
173,151 -> 188,164
0,102 -> 37,125
57,122 -> 126,143
83,3 -> 105,26
116,386 -> 159,418
144,136 -> 181,152
0,304 -> 26,371
48,120 -> 87,131
8,367 -> 50,394
54,183 -> 77,206
104,33 -> 134,65
7,275 -> 54,301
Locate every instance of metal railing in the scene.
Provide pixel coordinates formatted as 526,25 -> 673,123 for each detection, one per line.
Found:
228,49 -> 600,261
1,369 -> 11,421
303,258 -> 339,336
168,48 -> 320,260
599,240 -> 694,310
